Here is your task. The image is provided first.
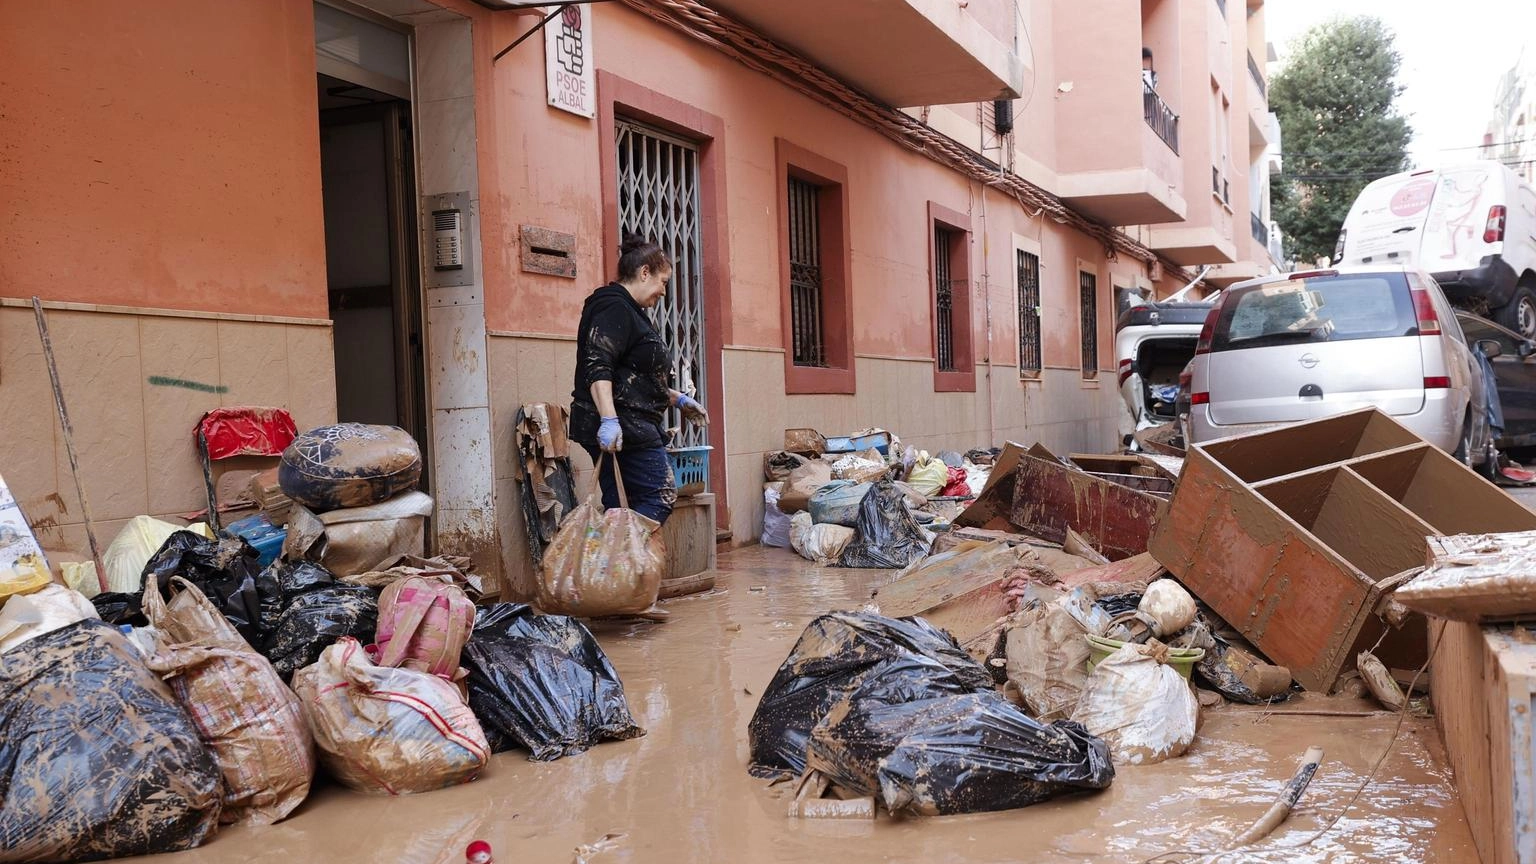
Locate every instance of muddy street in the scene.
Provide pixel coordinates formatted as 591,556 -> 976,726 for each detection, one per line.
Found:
127,546 -> 1474,864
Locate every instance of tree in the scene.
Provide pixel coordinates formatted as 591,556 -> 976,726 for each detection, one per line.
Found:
1270,17 -> 1412,264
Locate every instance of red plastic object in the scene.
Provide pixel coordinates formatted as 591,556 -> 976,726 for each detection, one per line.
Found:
196,407 -> 298,460
466,840 -> 493,863
939,467 -> 970,498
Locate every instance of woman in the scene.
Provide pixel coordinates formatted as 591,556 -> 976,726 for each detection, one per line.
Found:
570,235 -> 709,526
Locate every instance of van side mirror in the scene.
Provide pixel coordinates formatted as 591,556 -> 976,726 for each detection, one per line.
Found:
1477,339 -> 1504,359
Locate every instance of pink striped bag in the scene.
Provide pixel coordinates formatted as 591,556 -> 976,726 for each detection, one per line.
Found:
374,575 -> 475,679
293,637 -> 489,795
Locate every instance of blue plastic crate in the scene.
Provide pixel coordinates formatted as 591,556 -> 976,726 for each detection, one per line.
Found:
225,513 -> 287,569
667,446 -> 713,494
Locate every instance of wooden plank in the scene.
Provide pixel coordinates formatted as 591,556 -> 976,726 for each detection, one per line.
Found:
870,541 -> 1029,619
1010,455 -> 1166,561
1055,551 -> 1166,588
1432,620 -> 1536,864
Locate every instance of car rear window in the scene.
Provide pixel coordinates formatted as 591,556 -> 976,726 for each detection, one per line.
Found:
1210,273 -> 1417,352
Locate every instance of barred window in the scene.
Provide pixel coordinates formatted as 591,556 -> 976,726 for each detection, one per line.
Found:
787,176 -> 826,367
935,226 -> 959,372
1018,250 -> 1041,377
1080,270 -> 1099,378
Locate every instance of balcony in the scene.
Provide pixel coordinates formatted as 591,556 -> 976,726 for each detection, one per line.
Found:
1247,52 -> 1266,99
1212,166 -> 1230,205
699,0 -> 1029,107
1144,84 -> 1179,154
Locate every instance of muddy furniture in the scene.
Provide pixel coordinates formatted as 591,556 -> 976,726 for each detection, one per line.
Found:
1431,620 -> 1536,864
1148,409 -> 1536,693
659,493 -> 716,598
1011,455 -> 1168,561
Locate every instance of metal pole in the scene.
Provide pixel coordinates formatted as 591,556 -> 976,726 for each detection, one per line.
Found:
32,297 -> 108,594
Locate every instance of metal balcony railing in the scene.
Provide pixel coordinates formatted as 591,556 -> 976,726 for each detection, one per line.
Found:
1248,52 -> 1266,99
1143,84 -> 1180,154
1251,212 -> 1268,245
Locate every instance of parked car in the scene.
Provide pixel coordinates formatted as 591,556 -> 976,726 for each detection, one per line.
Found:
1114,301 -> 1213,443
1186,267 -> 1497,469
1335,161 -> 1536,339
1456,310 -> 1536,448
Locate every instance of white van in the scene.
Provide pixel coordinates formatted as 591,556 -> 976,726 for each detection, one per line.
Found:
1336,161 -> 1536,339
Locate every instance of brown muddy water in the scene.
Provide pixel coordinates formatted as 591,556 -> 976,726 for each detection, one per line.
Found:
137,546 -> 1475,864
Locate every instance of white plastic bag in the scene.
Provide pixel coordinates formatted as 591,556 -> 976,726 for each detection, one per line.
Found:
762,485 -> 791,548
0,584 -> 99,653
1072,642 -> 1198,765
789,512 -> 855,564
1139,579 -> 1197,637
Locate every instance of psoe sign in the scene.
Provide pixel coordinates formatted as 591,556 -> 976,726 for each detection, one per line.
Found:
546,5 -> 595,119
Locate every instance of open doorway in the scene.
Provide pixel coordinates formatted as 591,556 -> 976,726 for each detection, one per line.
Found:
314,5 -> 428,473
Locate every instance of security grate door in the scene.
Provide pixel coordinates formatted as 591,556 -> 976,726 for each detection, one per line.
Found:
615,119 -> 707,448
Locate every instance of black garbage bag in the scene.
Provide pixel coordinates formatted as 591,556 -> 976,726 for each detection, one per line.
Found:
1193,635 -> 1292,705
255,560 -> 335,634
838,480 -> 931,569
0,619 -> 222,861
90,592 -> 146,627
141,531 -> 266,645
462,603 -> 645,761
747,612 -> 992,777
263,584 -> 380,681
807,691 -> 1114,816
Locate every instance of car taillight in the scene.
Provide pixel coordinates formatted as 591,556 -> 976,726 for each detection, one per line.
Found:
1118,358 -> 1134,386
1411,288 -> 1442,336
1424,376 -> 1452,389
1191,392 -> 1210,405
1194,296 -> 1226,356
1485,205 -> 1507,243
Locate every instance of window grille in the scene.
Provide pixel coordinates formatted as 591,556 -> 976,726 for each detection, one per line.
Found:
615,119 -> 707,447
1017,250 -> 1041,377
1080,270 -> 1099,378
787,176 -> 825,367
935,227 -> 958,372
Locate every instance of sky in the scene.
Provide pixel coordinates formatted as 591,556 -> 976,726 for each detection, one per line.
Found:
1266,0 -> 1536,169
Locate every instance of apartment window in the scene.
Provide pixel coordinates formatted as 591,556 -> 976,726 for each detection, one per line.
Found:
777,139 -> 854,394
929,202 -> 975,392
1017,250 -> 1042,378
935,226 -> 958,371
787,176 -> 824,367
1080,270 -> 1099,379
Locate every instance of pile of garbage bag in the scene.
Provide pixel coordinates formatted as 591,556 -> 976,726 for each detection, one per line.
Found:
0,421 -> 651,859
750,611 -> 1113,816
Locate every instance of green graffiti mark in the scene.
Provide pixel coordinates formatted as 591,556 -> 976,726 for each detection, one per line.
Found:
148,376 -> 230,394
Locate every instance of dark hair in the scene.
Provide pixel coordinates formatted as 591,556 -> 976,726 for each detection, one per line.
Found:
618,233 -> 670,282
1142,47 -> 1154,60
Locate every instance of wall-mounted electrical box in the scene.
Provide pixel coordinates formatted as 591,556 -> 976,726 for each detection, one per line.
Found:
423,191 -> 475,289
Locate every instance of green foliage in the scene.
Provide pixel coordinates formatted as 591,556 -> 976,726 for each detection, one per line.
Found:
1270,16 -> 1412,263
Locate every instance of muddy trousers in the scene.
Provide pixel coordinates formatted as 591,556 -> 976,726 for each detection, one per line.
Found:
581,443 -> 677,526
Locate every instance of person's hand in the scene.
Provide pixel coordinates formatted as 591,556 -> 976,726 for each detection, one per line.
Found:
598,416 -> 623,452
677,394 -> 710,427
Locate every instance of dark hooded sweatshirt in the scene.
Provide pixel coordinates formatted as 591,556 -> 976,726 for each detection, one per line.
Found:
570,283 -> 673,450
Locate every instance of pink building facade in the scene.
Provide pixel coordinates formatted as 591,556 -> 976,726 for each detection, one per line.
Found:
0,0 -> 1277,595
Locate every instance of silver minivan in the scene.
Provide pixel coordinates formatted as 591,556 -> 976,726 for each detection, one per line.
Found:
1187,266 -> 1497,467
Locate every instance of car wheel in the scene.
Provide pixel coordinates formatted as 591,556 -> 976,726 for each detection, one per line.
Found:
1497,286 -> 1536,341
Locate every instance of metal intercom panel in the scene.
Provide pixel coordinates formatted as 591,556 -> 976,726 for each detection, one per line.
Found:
423,191 -> 475,289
